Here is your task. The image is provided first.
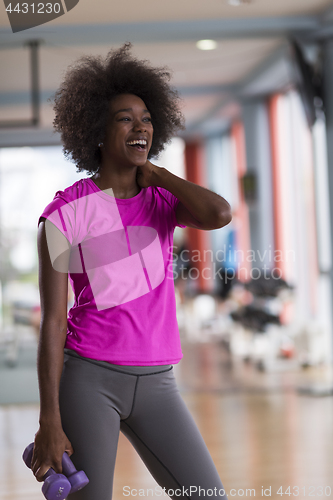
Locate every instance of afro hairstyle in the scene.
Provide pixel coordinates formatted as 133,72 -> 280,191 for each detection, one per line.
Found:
52,43 -> 185,174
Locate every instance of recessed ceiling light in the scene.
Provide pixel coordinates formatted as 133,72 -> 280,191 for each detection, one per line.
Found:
196,39 -> 217,51
228,0 -> 252,5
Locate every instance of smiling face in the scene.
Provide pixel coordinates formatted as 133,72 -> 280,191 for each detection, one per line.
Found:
102,93 -> 154,168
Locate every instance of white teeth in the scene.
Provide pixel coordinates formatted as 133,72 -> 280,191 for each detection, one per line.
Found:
127,140 -> 147,146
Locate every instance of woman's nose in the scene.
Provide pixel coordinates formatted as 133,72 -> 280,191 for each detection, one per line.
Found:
132,119 -> 146,132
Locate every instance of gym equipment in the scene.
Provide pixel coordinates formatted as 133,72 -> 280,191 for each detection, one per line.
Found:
23,442 -> 89,499
22,443 -> 70,500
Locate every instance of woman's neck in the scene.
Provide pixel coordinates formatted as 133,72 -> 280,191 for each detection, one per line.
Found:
91,171 -> 141,199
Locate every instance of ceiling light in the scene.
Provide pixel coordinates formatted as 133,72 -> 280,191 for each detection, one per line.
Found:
228,0 -> 252,5
196,40 -> 217,51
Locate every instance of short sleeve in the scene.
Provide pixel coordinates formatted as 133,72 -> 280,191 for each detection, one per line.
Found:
39,197 -> 85,274
155,187 -> 187,228
38,197 -> 75,245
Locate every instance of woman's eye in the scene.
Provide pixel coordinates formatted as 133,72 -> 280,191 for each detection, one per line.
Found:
144,117 -> 152,122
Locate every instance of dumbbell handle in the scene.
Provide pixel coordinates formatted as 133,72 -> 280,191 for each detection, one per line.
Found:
61,450 -> 77,477
43,467 -> 57,480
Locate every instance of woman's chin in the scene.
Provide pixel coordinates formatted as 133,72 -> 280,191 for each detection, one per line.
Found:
134,157 -> 148,167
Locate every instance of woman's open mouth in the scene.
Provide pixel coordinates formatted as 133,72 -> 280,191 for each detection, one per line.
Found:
126,139 -> 147,152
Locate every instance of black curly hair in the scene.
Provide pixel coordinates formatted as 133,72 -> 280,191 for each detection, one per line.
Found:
52,43 -> 185,175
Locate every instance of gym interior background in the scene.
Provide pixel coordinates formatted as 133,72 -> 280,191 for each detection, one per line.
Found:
1,1 -> 333,499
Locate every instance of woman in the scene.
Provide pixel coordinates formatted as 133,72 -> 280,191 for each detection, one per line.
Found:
32,44 -> 232,500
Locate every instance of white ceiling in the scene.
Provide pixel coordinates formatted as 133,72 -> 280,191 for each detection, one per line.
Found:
0,0 -> 332,145
0,38 -> 284,91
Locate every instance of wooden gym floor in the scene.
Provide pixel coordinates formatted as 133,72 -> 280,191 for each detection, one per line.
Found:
0,340 -> 333,500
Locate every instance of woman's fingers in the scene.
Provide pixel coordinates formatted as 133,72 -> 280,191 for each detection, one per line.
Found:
30,428 -> 74,483
65,442 -> 74,456
35,464 -> 52,482
31,444 -> 65,480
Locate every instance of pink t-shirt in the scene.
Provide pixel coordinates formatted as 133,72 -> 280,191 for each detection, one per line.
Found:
38,177 -> 186,366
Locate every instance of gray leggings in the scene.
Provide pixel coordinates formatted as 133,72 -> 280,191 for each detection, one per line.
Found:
59,351 -> 228,500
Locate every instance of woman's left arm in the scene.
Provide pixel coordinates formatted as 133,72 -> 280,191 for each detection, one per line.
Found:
138,161 -> 232,230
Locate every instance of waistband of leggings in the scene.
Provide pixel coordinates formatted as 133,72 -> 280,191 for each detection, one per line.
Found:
64,349 -> 173,376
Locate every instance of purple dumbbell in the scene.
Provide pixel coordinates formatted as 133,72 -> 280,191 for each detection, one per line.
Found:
23,442 -> 89,498
60,447 -> 89,493
23,443 -> 71,500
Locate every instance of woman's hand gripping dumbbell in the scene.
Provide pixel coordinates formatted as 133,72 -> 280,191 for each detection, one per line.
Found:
23,442 -> 89,499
